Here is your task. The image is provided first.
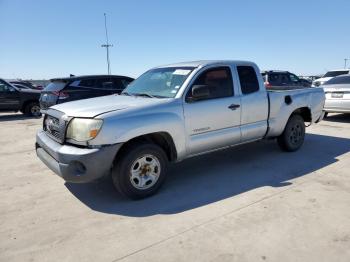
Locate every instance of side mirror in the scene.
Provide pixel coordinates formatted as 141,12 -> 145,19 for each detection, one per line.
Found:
191,85 -> 210,101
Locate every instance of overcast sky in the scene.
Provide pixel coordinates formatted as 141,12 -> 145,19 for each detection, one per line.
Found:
1,0 -> 349,79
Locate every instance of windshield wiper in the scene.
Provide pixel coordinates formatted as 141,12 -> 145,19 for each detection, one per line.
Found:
133,93 -> 157,98
120,92 -> 133,96
122,92 -> 166,98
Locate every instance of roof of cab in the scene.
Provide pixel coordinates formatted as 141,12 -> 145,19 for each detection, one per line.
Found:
50,74 -> 133,82
154,60 -> 257,69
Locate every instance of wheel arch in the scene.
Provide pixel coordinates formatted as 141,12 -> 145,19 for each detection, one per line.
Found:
21,99 -> 39,112
291,107 -> 312,122
115,132 -> 178,162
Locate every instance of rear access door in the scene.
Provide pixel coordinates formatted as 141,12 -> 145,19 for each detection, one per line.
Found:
236,65 -> 269,142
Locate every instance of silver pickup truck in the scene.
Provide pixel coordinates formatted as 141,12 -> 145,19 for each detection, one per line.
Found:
36,60 -> 325,199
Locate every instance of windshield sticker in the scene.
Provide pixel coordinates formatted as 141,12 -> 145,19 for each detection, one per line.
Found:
171,90 -> 177,93
173,69 -> 191,75
174,85 -> 180,89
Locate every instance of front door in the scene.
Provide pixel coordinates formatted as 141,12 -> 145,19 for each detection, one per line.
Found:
183,66 -> 241,156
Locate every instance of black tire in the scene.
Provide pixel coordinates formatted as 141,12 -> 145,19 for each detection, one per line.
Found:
277,114 -> 305,152
24,102 -> 41,117
112,142 -> 168,200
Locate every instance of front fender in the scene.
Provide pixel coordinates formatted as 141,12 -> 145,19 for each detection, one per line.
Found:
91,112 -> 187,160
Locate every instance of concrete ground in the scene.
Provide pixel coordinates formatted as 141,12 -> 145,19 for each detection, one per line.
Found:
0,112 -> 349,262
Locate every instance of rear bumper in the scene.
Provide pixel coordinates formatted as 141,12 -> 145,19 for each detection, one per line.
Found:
324,99 -> 350,113
36,130 -> 122,183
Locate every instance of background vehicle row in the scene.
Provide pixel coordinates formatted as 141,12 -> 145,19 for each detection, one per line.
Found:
40,75 -> 134,112
0,79 -> 41,116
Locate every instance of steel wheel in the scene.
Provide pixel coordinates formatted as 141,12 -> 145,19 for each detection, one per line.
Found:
112,142 -> 169,199
289,123 -> 303,145
277,114 -> 305,152
130,154 -> 161,190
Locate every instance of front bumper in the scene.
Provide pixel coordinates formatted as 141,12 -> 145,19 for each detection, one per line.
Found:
36,131 -> 122,183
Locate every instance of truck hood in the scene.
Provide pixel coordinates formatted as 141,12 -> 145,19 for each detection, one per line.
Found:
50,94 -> 169,118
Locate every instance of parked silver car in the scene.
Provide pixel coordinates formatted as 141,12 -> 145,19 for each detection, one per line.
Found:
36,60 -> 325,199
323,74 -> 350,114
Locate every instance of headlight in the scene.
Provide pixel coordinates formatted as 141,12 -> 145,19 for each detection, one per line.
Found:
66,118 -> 103,142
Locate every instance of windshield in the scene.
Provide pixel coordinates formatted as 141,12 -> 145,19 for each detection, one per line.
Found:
324,75 -> 350,85
122,67 -> 195,98
323,70 -> 349,78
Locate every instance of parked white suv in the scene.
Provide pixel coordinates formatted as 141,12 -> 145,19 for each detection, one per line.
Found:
312,69 -> 350,87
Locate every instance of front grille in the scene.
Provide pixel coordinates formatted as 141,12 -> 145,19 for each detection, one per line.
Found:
43,112 -> 68,144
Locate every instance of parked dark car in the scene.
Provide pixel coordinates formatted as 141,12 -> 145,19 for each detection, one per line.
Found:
261,70 -> 312,90
39,75 -> 134,112
0,78 -> 41,116
10,81 -> 43,90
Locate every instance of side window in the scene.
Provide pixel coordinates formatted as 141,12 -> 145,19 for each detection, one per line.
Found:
112,79 -> 130,91
237,66 -> 259,94
187,67 -> 233,100
268,73 -> 280,84
79,79 -> 96,88
120,79 -> 132,88
0,80 -> 14,92
289,74 -> 300,83
96,78 -> 114,89
280,74 -> 289,84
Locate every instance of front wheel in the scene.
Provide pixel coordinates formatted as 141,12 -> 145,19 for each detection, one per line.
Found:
277,114 -> 305,152
112,143 -> 168,199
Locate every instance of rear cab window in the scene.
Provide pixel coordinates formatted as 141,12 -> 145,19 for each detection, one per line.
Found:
237,66 -> 260,94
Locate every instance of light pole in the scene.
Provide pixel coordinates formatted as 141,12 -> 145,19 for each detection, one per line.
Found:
344,58 -> 349,69
101,13 -> 113,75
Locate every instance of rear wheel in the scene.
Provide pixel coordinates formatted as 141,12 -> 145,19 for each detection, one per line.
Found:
277,114 -> 305,152
112,143 -> 168,199
24,102 -> 41,117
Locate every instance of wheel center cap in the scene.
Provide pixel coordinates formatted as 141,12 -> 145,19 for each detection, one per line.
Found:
140,165 -> 151,175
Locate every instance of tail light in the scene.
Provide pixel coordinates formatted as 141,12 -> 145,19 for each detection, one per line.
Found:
264,82 -> 272,88
52,91 -> 69,99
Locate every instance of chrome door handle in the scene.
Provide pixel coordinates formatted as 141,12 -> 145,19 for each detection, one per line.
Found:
228,104 -> 240,110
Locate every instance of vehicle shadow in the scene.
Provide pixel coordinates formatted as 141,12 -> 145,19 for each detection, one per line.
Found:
65,133 -> 350,217
0,113 -> 42,122
324,113 -> 350,123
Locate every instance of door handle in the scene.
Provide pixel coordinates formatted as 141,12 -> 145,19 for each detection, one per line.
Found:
228,104 -> 240,110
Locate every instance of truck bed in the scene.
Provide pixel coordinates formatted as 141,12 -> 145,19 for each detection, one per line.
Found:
266,87 -> 325,137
